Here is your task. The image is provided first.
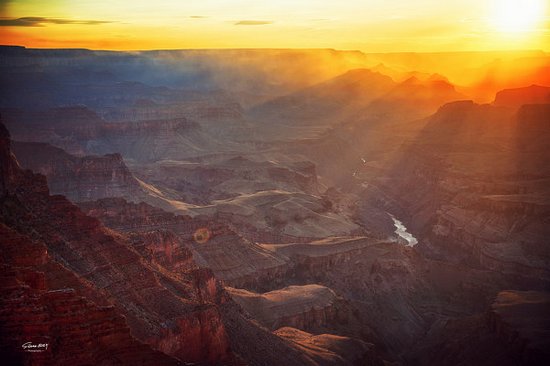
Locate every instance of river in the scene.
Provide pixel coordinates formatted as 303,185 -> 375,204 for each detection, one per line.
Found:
389,214 -> 418,247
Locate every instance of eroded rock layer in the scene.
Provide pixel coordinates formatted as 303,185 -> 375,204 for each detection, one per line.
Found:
0,121 -> 237,365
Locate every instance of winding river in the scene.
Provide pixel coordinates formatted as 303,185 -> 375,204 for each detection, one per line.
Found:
389,214 -> 418,247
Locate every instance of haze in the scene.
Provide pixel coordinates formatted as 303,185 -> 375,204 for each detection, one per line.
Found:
1,1 -> 550,366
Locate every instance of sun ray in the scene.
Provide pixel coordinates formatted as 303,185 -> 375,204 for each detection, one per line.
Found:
492,0 -> 546,33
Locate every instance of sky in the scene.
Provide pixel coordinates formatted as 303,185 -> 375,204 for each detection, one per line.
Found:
0,0 -> 549,52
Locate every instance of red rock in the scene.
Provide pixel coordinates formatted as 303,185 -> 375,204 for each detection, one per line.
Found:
0,121 -> 238,364
0,224 -> 180,366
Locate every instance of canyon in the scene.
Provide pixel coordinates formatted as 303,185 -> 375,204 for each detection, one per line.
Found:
1,46 -> 549,365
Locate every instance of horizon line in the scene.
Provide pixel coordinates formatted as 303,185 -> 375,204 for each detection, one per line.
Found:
0,44 -> 548,55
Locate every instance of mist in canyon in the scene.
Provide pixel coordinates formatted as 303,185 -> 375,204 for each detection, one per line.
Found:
1,45 -> 549,366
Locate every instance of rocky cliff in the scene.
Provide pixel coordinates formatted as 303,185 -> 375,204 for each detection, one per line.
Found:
276,327 -> 384,366
227,285 -> 344,331
2,108 -> 212,162
78,197 -> 290,285
487,290 -> 550,365
0,224 -> 180,366
76,196 -> 388,365
360,97 -> 550,284
12,141 -> 143,202
493,85 -> 550,108
406,290 -> 550,366
134,156 -> 320,205
0,121 -> 238,364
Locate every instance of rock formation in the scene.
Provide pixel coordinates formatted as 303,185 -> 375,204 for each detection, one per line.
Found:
12,141 -> 143,202
488,291 -> 550,365
0,224 -> 180,366
227,285 -> 346,331
2,46 -> 549,365
276,327 -> 383,366
0,121 -> 237,364
78,197 -> 290,285
493,85 -> 550,108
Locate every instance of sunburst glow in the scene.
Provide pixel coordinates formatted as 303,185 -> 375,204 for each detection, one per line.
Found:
492,0 -> 546,33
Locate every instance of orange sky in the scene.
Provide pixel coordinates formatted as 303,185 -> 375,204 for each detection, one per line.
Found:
1,0 -> 549,52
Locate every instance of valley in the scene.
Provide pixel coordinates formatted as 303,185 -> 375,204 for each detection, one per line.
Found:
1,46 -> 549,365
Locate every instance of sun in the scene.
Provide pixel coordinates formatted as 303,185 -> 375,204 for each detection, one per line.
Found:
492,0 -> 546,33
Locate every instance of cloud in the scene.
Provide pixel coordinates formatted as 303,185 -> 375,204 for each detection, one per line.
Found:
190,16 -> 207,19
0,16 -> 113,27
235,20 -> 273,26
